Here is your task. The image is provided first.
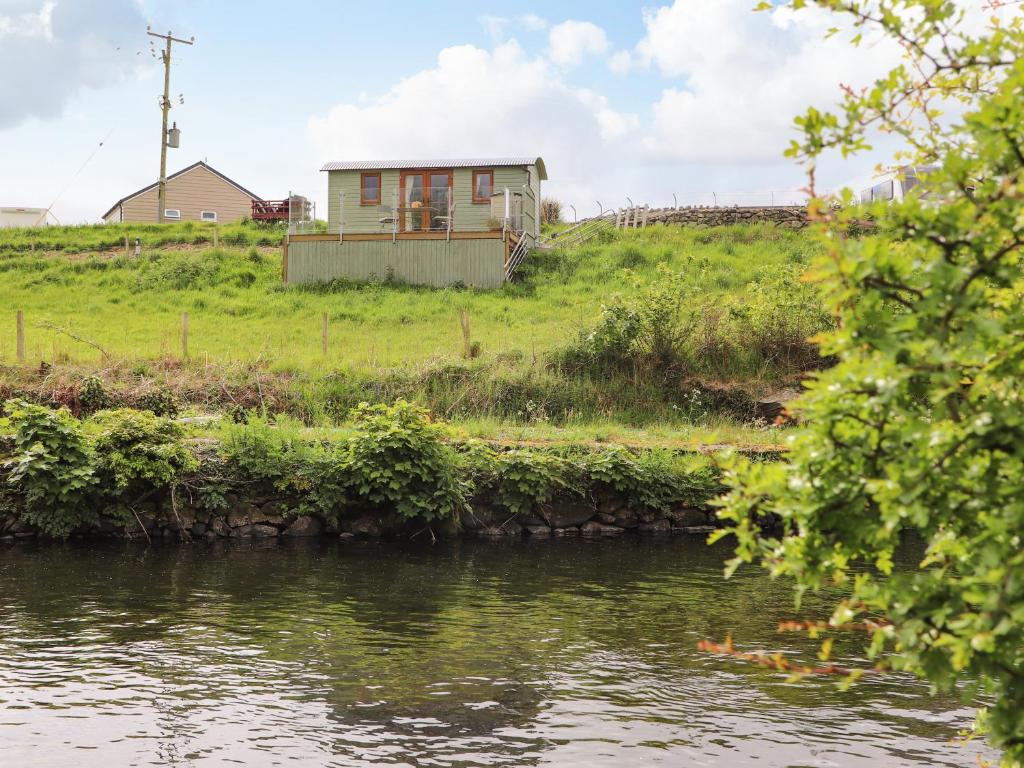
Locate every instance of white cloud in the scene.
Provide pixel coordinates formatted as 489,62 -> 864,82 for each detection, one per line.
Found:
548,20 -> 610,67
0,0 -> 147,129
0,0 -> 54,39
479,14 -> 508,42
633,0 -> 901,164
480,13 -> 548,41
608,50 -> 634,75
306,40 -> 638,208
520,13 -> 547,31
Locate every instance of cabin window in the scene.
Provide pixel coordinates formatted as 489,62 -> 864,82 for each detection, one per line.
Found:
472,170 -> 493,203
361,173 -> 381,205
201,210 -> 217,222
164,209 -> 181,219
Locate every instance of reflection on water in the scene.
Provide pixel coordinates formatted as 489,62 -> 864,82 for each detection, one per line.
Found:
0,537 -> 992,767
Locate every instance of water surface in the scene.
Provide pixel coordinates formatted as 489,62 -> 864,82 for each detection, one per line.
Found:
0,537 -> 991,767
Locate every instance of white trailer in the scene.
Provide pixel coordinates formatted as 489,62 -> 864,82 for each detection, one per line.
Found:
0,207 -> 51,228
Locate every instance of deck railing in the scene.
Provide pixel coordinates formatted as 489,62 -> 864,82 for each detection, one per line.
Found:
327,185 -> 531,243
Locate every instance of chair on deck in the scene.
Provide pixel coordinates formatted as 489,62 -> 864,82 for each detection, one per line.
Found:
377,203 -> 398,232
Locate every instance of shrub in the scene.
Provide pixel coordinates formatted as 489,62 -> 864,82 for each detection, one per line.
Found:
218,415 -> 316,490
562,264 -> 703,372
1,399 -> 98,537
136,388 -> 178,417
540,198 -> 563,225
725,267 -> 831,373
79,375 -> 111,414
90,409 -> 197,494
480,448 -> 584,515
343,400 -> 467,521
582,447 -> 722,511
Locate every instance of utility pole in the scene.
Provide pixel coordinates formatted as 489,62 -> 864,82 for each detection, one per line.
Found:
147,27 -> 194,223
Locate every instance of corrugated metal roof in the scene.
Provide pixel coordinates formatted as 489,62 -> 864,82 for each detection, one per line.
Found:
320,157 -> 547,180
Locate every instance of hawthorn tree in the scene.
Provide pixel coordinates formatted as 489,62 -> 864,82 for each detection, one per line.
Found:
716,1 -> 1024,763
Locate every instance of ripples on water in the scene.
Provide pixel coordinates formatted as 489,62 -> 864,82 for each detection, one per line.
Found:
0,537 -> 992,767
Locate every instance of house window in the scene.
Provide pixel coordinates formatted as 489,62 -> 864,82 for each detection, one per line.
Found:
472,170 -> 494,203
164,209 -> 181,219
201,211 -> 217,222
361,172 -> 381,205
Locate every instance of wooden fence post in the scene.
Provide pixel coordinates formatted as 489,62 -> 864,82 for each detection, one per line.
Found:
181,312 -> 189,359
16,310 -> 25,362
213,227 -> 219,248
459,309 -> 471,358
322,312 -> 329,356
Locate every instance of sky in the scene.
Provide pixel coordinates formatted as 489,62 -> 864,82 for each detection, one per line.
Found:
0,0 -> 913,224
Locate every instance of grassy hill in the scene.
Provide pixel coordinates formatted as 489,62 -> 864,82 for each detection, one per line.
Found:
0,220 -> 828,444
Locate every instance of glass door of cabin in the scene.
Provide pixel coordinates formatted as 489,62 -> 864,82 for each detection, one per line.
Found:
400,170 -> 451,231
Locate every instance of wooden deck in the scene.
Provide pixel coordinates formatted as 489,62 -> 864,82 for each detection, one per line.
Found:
288,231 -> 505,243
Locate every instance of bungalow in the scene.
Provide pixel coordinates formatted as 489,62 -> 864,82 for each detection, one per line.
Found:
101,161 -> 263,224
283,157 -> 547,288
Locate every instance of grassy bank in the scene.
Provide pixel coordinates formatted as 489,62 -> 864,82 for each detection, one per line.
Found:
0,219 -> 292,255
0,221 -> 828,439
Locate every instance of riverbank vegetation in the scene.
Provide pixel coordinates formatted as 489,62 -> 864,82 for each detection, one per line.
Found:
0,398 -> 726,540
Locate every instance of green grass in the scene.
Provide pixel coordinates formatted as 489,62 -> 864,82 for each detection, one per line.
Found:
0,221 -> 822,440
0,222 -> 820,369
0,219 -> 291,254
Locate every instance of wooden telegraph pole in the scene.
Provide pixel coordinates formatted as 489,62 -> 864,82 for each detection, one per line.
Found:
147,27 -> 194,223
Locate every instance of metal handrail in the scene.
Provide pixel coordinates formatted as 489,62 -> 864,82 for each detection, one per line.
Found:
537,211 -> 615,249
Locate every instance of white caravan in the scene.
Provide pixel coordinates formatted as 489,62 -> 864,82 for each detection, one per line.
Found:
859,166 -> 938,204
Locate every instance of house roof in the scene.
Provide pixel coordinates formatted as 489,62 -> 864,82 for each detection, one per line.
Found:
101,161 -> 263,220
319,157 -> 548,180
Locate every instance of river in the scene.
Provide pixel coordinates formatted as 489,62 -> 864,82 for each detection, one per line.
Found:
0,537 -> 993,767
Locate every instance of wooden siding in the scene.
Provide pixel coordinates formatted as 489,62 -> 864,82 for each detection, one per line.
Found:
325,165 -> 539,239
286,237 -> 507,288
117,165 -> 256,223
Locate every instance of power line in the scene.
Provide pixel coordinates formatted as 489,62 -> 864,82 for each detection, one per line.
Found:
43,127 -> 117,223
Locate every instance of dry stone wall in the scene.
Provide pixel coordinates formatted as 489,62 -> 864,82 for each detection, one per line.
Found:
0,490 -> 722,542
631,205 -> 809,229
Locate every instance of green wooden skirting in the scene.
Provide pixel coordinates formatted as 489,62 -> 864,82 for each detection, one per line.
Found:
286,238 -> 507,288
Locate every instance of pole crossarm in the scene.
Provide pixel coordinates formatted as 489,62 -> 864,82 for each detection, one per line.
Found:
147,31 -> 194,45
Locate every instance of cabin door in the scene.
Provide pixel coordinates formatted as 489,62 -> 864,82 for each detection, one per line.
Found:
400,170 -> 451,231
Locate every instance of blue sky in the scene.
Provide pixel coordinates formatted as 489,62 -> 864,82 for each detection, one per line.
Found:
0,0 -> 907,223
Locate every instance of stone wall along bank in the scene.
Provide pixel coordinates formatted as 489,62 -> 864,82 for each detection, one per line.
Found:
0,491 -> 721,542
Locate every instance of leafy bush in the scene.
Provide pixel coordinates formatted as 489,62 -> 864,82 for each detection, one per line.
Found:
136,251 -> 223,290
476,447 -> 583,515
90,409 -> 197,494
136,388 -> 178,418
218,415 -> 317,490
79,375 -> 111,414
1,399 -> 98,537
725,267 -> 831,371
564,263 -> 704,372
344,400 -> 467,521
581,447 -> 723,511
